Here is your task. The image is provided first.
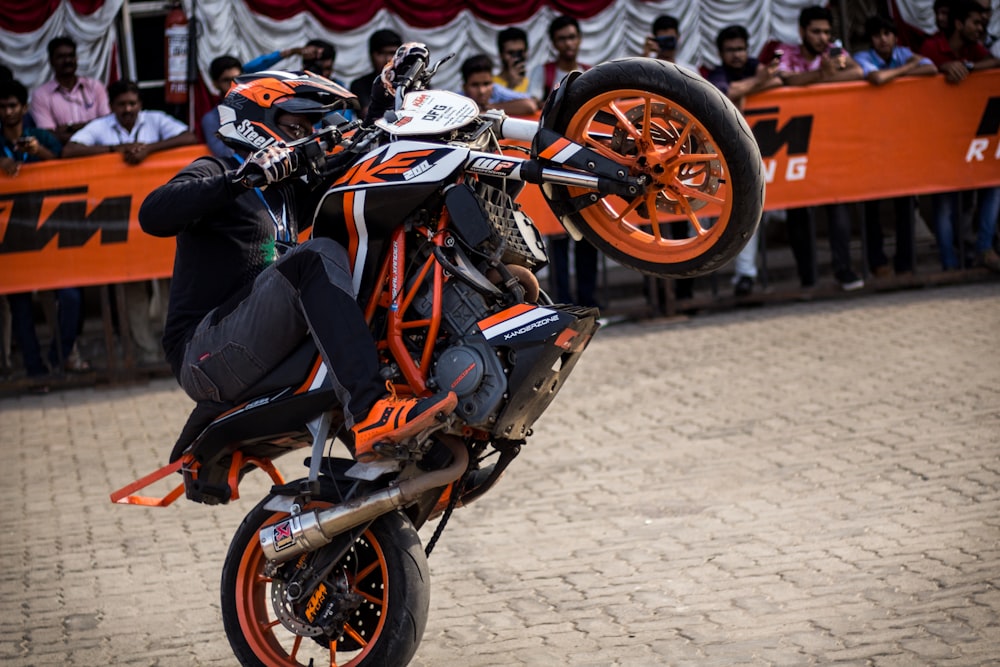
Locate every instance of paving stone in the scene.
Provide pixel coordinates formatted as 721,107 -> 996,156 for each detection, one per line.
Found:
1,283 -> 998,665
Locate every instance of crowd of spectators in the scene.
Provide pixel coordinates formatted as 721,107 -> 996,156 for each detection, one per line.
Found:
2,0 -> 998,390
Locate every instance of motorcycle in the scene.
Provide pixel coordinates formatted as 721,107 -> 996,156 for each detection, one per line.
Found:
112,48 -> 764,666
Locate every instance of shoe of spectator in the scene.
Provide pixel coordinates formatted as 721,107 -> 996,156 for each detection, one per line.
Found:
978,249 -> 1000,273
733,276 -> 754,297
871,264 -> 892,279
836,270 -> 864,291
797,281 -> 816,301
64,350 -> 91,373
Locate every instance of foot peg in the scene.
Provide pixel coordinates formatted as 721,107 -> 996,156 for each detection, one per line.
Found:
372,441 -> 411,460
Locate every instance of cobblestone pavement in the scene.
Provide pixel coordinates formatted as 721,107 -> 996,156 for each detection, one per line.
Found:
1,282 -> 998,666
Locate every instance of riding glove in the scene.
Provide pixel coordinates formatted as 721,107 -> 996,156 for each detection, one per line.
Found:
234,145 -> 300,188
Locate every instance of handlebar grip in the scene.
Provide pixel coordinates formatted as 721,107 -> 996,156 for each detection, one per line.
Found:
394,59 -> 426,99
499,117 -> 539,142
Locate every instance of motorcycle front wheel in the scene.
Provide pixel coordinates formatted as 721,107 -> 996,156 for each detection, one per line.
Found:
547,57 -> 765,278
221,489 -> 429,667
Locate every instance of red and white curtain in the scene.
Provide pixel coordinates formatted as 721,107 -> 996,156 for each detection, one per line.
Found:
1,0 -> 981,101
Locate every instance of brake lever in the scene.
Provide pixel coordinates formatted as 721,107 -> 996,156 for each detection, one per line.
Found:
424,52 -> 456,81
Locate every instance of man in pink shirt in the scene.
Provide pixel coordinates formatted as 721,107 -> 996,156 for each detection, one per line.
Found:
30,36 -> 110,145
775,5 -> 864,85
773,6 -> 865,292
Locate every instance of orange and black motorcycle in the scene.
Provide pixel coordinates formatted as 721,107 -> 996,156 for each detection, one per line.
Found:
112,48 -> 764,666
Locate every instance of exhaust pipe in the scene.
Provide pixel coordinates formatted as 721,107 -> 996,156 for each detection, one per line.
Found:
259,437 -> 468,563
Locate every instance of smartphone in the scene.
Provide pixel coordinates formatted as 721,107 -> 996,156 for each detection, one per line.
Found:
772,49 -> 784,63
829,40 -> 843,58
655,35 -> 677,51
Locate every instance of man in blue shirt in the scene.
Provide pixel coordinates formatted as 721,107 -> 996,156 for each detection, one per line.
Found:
1,78 -> 87,384
854,15 -> 937,84
853,15 -> 938,277
459,54 -> 537,116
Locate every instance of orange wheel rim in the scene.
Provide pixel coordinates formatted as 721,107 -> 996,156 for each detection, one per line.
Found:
234,511 -> 390,667
563,88 -> 734,264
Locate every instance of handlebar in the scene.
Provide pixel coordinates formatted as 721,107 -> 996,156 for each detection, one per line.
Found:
394,58 -> 427,108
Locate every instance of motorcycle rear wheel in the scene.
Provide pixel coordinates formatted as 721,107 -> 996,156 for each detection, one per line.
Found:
548,57 -> 764,278
221,491 -> 429,667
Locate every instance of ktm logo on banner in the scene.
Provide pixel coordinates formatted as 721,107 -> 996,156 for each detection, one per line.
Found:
745,107 -> 813,184
0,186 -> 130,255
968,97 -> 1000,162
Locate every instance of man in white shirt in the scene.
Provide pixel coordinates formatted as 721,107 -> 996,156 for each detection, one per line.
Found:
63,79 -> 196,163
62,79 -> 197,365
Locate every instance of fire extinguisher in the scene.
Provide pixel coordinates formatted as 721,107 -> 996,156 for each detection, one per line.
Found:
164,2 -> 189,104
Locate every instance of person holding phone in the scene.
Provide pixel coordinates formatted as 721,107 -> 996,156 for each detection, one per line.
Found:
774,6 -> 866,293
0,79 -> 60,175
643,14 -> 699,306
774,5 -> 864,85
1,78 -> 88,386
495,27 -> 532,96
643,14 -> 698,73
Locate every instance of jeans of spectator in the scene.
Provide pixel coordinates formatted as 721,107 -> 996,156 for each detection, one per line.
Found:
786,205 -> 853,286
930,189 -> 998,269
0,295 -> 11,369
732,227 -> 759,282
8,288 -> 82,376
975,187 -> 999,255
931,192 -> 963,269
786,207 -> 817,286
864,196 -> 915,274
548,236 -> 599,306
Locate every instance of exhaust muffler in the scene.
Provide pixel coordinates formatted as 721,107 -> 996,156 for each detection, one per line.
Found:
259,437 -> 467,562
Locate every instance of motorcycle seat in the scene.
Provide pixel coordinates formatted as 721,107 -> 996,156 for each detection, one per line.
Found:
168,340 -> 321,462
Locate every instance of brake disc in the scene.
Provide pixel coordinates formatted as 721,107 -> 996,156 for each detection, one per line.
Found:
610,101 -> 721,215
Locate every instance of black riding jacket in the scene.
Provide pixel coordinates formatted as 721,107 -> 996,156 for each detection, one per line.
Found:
138,156 -> 322,377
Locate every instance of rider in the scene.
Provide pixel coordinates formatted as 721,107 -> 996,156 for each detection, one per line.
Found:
138,70 -> 457,462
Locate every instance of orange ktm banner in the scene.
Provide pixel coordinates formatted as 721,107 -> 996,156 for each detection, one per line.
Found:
1,71 -> 998,293
0,146 -> 209,295
742,70 -> 1000,211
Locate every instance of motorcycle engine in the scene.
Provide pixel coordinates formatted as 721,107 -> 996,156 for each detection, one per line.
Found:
434,337 -> 507,426
411,279 -> 509,427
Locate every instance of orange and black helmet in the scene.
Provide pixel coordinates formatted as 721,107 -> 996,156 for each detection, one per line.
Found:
217,70 -> 357,151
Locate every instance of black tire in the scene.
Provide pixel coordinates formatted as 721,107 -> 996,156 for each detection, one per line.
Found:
546,57 -> 765,278
221,481 -> 430,667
